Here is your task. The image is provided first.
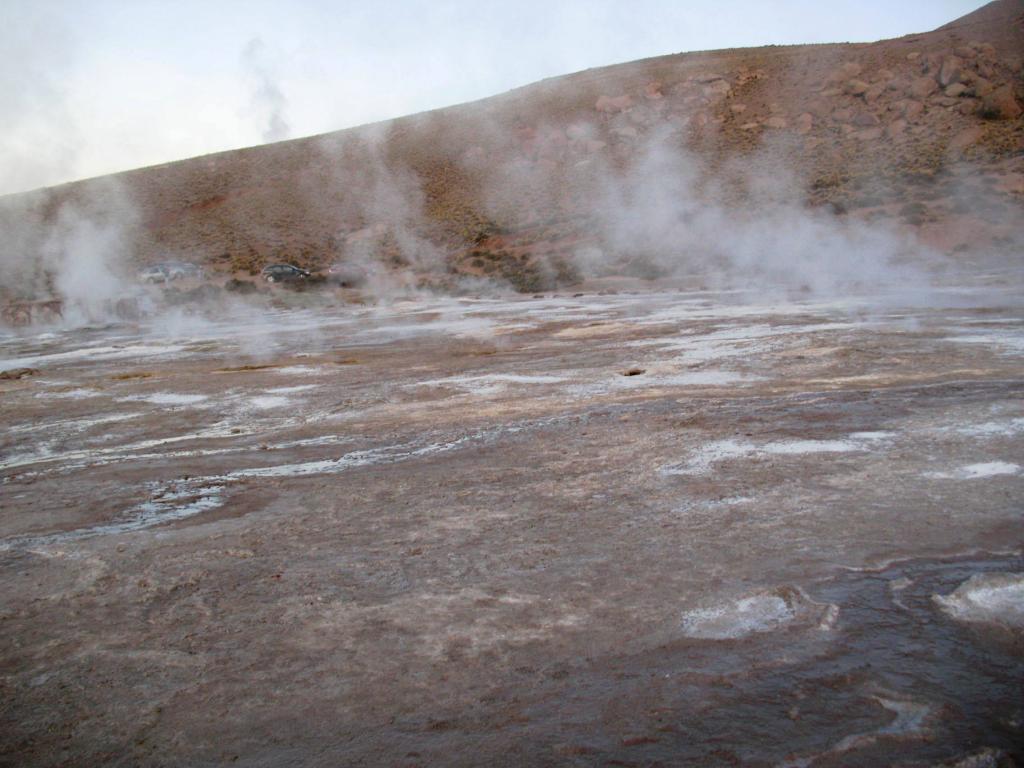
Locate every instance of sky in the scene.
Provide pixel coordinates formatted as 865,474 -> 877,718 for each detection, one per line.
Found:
1,0 -> 981,196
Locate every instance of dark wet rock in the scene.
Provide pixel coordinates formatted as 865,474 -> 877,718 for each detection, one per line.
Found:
0,367 -> 39,380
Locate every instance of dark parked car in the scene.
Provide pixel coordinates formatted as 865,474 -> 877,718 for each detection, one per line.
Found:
261,264 -> 311,283
139,261 -> 204,283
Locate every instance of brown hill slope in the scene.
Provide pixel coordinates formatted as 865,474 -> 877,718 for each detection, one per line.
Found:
1,0 -> 1022,299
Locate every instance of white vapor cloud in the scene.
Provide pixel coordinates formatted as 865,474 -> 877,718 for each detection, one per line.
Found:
242,37 -> 291,144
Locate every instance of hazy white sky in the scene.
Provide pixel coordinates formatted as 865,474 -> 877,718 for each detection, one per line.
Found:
1,0 -> 980,195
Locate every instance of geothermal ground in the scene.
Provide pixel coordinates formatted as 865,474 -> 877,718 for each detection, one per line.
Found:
1,274 -> 1023,766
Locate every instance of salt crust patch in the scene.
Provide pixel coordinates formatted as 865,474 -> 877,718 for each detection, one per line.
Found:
680,586 -> 837,639
34,388 -> 98,400
933,572 -> 1024,629
954,418 -> 1024,438
121,392 -> 209,406
249,395 -> 291,409
411,373 -> 567,396
6,412 -> 141,436
944,331 -> 1024,355
0,343 -> 186,370
664,432 -> 892,475
925,462 -> 1020,480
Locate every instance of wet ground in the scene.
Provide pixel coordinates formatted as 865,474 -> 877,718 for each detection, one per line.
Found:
1,280 -> 1022,766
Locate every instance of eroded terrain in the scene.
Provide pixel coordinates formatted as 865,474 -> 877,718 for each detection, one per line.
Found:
1,280 -> 1023,766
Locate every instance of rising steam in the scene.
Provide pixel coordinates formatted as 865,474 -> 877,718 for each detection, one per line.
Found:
242,38 -> 291,144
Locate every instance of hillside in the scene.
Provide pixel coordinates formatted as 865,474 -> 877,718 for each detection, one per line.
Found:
1,0 -> 1022,299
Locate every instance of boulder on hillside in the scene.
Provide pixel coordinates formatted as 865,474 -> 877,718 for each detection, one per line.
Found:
643,82 -> 663,100
832,107 -> 854,123
980,85 -> 1022,120
945,83 -> 968,98
907,76 -> 938,99
959,99 -> 980,116
921,52 -> 943,75
902,100 -> 925,120
826,62 -> 862,84
703,80 -> 730,97
864,85 -> 885,104
887,119 -> 907,138
804,100 -> 828,118
595,94 -> 634,113
971,77 -> 995,97
852,110 -> 880,127
855,127 -> 883,141
949,125 -> 985,154
845,79 -> 870,96
938,56 -> 963,87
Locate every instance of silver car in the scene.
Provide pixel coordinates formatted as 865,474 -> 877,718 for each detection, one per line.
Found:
139,261 -> 204,283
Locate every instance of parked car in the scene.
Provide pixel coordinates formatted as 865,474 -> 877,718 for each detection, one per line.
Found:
261,264 -> 311,283
139,261 -> 204,283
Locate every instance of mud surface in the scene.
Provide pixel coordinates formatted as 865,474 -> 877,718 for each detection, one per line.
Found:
1,281 -> 1023,766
